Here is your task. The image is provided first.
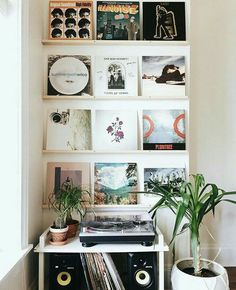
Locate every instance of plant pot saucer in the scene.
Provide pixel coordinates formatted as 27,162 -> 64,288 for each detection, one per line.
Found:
49,239 -> 67,246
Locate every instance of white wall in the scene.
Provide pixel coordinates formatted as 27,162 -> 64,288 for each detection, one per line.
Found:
0,0 -> 44,288
190,0 -> 236,265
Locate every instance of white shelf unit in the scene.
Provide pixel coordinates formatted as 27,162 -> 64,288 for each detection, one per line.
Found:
41,0 -> 190,288
35,225 -> 168,290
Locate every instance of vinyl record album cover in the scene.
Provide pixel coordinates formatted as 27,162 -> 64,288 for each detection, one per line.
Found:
94,110 -> 137,151
46,162 -> 90,200
144,167 -> 186,192
96,1 -> 140,40
94,56 -> 138,96
143,109 -> 186,150
94,162 -> 138,205
47,55 -> 91,96
49,1 -> 93,40
46,108 -> 92,150
142,56 -> 185,97
143,2 -> 186,41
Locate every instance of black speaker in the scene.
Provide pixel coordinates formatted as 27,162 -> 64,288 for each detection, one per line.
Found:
49,253 -> 83,290
127,252 -> 158,290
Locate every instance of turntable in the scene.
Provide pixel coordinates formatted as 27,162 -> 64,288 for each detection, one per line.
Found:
79,209 -> 156,247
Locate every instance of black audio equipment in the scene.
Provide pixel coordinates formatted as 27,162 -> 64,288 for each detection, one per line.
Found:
49,253 -> 83,290
127,252 -> 158,290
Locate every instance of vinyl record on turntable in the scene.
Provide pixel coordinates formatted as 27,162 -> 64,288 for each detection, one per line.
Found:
48,56 -> 89,95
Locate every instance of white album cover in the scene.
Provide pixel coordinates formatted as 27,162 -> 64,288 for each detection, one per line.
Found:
94,56 -> 138,97
47,55 -> 91,96
94,110 -> 137,151
46,108 -> 92,150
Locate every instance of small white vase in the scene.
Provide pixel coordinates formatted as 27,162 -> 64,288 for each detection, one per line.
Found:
171,258 -> 229,290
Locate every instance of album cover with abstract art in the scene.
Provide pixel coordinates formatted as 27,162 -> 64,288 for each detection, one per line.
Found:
143,110 -> 186,150
46,108 -> 92,150
49,1 -> 93,40
144,167 -> 186,193
94,56 -> 138,96
143,2 -> 186,41
94,162 -> 138,205
96,1 -> 140,40
47,55 -> 91,96
94,110 -> 137,151
142,56 -> 185,97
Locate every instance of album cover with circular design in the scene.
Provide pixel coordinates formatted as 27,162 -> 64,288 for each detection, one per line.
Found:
47,55 -> 91,96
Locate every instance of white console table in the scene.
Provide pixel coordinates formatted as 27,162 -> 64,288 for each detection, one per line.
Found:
35,226 -> 168,290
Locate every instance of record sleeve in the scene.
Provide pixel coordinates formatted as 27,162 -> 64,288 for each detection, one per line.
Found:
94,110 -> 137,151
142,56 -> 185,97
47,55 -> 91,96
96,1 -> 140,40
94,56 -> 138,97
49,1 -> 93,40
143,2 -> 186,41
102,253 -> 125,290
46,108 -> 92,150
94,162 -> 138,205
144,167 -> 186,193
143,109 -> 186,150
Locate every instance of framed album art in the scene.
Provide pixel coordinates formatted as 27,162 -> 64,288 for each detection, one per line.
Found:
49,1 -> 93,40
142,55 -> 186,97
143,2 -> 186,41
47,55 -> 91,96
93,110 -> 137,151
94,162 -> 138,205
94,56 -> 138,97
46,108 -> 92,151
96,1 -> 140,40
143,109 -> 186,150
144,167 -> 186,192
46,162 -> 90,201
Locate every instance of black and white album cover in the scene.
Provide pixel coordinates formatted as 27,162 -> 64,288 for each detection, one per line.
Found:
143,2 -> 186,41
94,56 -> 138,96
47,55 -> 91,96
49,1 -> 93,40
144,167 -> 186,193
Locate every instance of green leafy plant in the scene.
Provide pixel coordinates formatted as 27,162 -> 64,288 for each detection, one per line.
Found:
146,173 -> 236,276
48,177 -> 91,229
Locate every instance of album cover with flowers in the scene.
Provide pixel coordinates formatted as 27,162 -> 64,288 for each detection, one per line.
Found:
94,110 -> 137,151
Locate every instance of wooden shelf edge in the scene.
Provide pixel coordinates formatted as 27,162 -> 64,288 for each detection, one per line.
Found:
42,149 -> 189,154
42,39 -> 190,46
42,95 -> 189,101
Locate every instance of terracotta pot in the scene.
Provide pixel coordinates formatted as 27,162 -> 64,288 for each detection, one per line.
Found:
171,258 -> 229,290
50,225 -> 68,243
66,220 -> 79,238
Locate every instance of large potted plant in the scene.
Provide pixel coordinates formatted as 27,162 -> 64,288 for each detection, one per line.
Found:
49,177 -> 91,241
146,173 -> 236,290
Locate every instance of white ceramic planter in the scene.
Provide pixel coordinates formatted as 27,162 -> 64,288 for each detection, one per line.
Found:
171,258 -> 229,290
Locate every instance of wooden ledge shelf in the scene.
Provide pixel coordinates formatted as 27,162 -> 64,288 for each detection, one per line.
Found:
42,39 -> 189,46
42,95 -> 189,101
42,149 -> 188,154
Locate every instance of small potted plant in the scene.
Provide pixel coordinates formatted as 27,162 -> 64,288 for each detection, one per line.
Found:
49,177 -> 91,240
145,173 -> 236,290
48,194 -> 69,245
